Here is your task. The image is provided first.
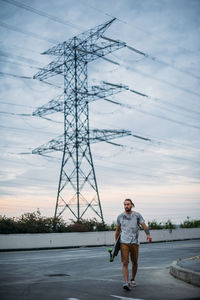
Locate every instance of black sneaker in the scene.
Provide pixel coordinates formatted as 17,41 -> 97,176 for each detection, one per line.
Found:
123,282 -> 131,291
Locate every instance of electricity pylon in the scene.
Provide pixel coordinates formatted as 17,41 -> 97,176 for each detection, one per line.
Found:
32,18 -> 150,223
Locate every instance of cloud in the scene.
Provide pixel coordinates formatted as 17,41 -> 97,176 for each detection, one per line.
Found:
0,0 -> 199,223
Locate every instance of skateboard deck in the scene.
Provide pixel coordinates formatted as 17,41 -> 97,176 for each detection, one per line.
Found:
108,235 -> 120,262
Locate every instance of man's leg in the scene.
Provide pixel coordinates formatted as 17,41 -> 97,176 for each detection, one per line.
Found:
120,244 -> 130,290
122,261 -> 129,282
130,244 -> 139,280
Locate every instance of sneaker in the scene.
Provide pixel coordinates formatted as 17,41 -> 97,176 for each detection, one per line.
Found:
123,282 -> 131,291
130,279 -> 136,287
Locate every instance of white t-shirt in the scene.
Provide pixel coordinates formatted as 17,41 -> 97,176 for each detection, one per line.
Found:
116,211 -> 145,244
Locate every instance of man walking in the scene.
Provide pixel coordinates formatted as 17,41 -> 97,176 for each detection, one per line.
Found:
115,198 -> 152,291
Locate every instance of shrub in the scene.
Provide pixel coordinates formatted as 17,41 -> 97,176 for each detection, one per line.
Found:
107,221 -> 116,231
0,210 -> 68,234
180,217 -> 200,228
16,210 -> 51,233
148,220 -> 163,230
0,216 -> 18,234
0,211 -> 199,233
65,218 -> 108,232
163,219 -> 176,230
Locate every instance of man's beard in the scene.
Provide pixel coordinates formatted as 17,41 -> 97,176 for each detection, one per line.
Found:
125,208 -> 132,212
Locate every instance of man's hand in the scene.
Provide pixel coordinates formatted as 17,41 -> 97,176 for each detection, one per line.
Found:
115,225 -> 121,242
146,234 -> 152,243
141,222 -> 152,243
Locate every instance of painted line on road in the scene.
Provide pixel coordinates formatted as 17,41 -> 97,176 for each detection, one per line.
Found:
66,296 -> 144,300
139,266 -> 165,269
111,295 -> 144,300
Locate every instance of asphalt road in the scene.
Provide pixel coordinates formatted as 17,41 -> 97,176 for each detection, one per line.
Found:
0,239 -> 200,300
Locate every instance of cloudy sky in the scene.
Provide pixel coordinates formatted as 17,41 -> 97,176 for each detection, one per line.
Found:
0,0 -> 200,225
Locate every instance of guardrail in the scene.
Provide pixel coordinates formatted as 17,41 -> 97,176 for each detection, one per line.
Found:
0,228 -> 199,251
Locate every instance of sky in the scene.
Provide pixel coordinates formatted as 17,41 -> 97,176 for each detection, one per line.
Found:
0,0 -> 200,225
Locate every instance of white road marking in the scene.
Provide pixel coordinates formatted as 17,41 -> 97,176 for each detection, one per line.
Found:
66,298 -> 80,300
139,266 -> 164,269
111,295 -> 144,300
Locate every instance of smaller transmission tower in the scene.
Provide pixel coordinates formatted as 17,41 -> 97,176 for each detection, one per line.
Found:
32,18 -> 150,222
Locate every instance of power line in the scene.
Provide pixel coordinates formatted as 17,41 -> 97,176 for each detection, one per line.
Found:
103,36 -> 200,81
0,100 -> 35,109
117,98 -> 200,130
75,1 -> 200,81
1,12 -> 199,101
3,0 -> 199,82
0,20 -> 58,44
94,155 -> 199,182
92,118 -> 200,154
124,43 -> 200,81
100,82 -> 200,130
0,49 -> 42,66
0,40 -> 41,55
150,101 -> 200,122
1,0 -> 83,31
0,71 -> 32,80
1,85 -> 199,133
0,70 -> 199,131
77,0 -> 199,56
121,63 -> 200,98
150,96 -> 200,118
2,53 -> 199,121
0,58 -> 41,70
0,124 -> 60,136
0,110 -> 31,116
0,70 -> 61,89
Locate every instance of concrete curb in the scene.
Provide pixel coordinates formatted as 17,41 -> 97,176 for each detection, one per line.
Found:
170,256 -> 200,287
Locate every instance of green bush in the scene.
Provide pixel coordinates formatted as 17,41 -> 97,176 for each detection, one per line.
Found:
180,217 -> 200,228
65,218 -> 108,232
0,211 -> 199,234
0,216 -> 18,234
148,220 -> 163,230
0,211 -> 108,233
16,210 -> 51,233
147,219 -> 176,230
0,210 -> 68,234
163,219 -> 176,230
107,221 -> 116,231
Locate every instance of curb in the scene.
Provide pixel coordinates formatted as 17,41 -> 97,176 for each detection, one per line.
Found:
170,256 -> 200,287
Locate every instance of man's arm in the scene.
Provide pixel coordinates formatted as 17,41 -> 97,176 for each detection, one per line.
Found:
141,222 -> 152,243
115,225 -> 121,241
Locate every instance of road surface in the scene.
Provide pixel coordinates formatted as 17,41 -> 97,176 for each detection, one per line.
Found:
0,239 -> 200,299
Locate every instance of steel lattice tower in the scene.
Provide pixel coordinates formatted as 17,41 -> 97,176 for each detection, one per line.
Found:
32,18 -> 150,222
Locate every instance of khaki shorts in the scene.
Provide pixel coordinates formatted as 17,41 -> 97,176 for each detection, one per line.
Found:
120,243 -> 139,263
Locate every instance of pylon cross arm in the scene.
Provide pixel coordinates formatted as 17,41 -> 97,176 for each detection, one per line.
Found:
31,128 -> 151,155
32,81 -> 128,118
42,18 -> 116,57
75,39 -> 125,62
32,95 -> 64,117
87,82 -> 127,100
33,56 -> 64,80
32,135 -> 64,154
90,129 -> 132,143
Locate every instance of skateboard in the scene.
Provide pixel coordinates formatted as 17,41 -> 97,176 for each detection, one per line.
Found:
108,235 -> 120,262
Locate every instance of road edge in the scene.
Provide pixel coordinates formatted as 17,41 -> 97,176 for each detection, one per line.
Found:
170,257 -> 200,287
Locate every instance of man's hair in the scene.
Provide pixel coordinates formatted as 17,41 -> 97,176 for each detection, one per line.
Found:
124,198 -> 135,207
